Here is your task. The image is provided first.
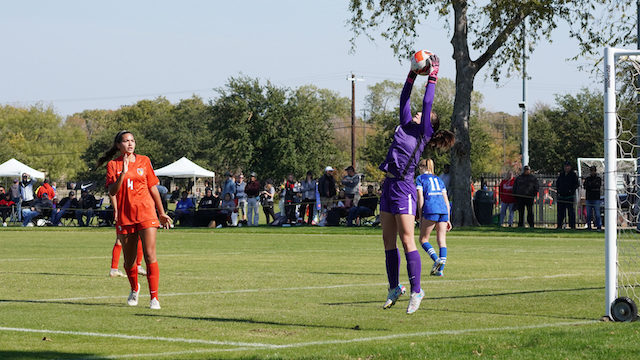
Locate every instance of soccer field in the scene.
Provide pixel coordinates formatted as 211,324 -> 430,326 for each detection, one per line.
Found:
0,226 -> 638,359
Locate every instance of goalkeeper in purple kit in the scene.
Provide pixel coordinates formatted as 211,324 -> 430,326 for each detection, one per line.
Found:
379,51 -> 454,314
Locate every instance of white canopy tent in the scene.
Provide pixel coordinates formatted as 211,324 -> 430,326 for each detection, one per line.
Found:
154,157 -> 215,195
155,157 -> 215,178
0,158 -> 45,179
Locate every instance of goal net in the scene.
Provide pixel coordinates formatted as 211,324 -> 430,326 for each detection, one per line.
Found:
604,47 -> 640,320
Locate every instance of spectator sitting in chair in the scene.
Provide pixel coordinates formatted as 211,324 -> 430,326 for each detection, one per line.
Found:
194,188 -> 223,227
1,192 -> 16,226
219,192 -> 237,227
76,190 -> 98,227
51,190 -> 79,226
347,185 -> 378,227
326,190 -> 349,226
22,192 -> 53,227
174,191 -> 195,226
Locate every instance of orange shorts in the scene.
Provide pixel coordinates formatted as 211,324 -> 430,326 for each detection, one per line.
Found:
116,219 -> 160,235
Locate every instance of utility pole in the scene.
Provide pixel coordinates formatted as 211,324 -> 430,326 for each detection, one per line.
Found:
521,21 -> 529,167
347,73 -> 364,169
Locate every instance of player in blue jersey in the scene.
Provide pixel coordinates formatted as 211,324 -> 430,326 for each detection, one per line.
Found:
416,159 -> 451,277
379,52 -> 455,314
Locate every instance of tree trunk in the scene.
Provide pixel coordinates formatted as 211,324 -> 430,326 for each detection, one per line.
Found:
449,0 -> 478,227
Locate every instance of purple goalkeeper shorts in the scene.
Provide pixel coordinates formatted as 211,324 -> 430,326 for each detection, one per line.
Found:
380,177 -> 417,216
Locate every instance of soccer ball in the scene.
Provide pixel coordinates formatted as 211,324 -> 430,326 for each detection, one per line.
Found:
411,50 -> 433,76
36,219 -> 46,227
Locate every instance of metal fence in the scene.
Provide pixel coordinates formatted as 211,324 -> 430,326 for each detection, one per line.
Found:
474,173 -> 593,228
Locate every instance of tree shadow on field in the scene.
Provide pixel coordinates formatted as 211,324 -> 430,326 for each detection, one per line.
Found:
308,271 -> 383,276
0,271 -> 103,277
0,350 -> 106,359
135,314 -> 389,331
0,298 -> 128,308
324,286 -> 604,320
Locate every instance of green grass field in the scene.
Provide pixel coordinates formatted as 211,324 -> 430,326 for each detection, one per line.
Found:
1,226 -> 638,359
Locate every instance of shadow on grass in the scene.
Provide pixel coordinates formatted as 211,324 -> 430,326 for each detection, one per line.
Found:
308,271 -> 383,276
0,351 -> 106,359
0,271 -> 104,277
135,314 -> 389,331
324,286 -> 604,320
0,299 -> 126,308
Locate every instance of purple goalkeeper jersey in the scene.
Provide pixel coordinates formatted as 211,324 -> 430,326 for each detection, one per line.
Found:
379,78 -> 435,182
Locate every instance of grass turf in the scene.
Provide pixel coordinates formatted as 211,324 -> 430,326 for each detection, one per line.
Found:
0,226 -> 638,359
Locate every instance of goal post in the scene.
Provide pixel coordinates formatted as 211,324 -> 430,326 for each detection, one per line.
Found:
604,47 -> 640,320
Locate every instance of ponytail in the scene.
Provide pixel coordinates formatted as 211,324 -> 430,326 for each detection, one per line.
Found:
96,130 -> 131,168
427,130 -> 455,152
427,112 -> 455,152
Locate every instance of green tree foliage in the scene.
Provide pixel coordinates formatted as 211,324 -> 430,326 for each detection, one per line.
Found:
0,104 -> 87,181
79,97 -> 176,184
529,88 -> 604,173
206,76 -> 345,181
479,112 -> 523,173
80,76 -> 347,185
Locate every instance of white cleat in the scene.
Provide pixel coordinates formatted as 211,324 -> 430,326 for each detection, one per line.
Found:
430,258 -> 445,275
127,283 -> 140,306
109,268 -> 125,277
137,265 -> 147,276
149,298 -> 161,310
383,284 -> 406,309
406,289 -> 425,315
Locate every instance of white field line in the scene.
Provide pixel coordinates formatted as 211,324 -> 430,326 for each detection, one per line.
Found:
1,320 -> 598,359
0,326 -> 270,347
26,273 -> 589,302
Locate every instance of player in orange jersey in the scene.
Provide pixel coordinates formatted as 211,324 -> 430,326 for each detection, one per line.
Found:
97,130 -> 171,309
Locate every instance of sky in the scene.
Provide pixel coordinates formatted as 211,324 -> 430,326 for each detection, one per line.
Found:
1,1 -> 602,120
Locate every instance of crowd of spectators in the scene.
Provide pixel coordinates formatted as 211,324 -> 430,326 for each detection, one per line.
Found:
164,165 -> 381,228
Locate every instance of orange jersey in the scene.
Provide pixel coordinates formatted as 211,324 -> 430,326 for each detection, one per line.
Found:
106,154 -> 160,226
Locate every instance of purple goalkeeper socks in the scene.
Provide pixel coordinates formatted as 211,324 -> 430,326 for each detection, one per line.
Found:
406,250 -> 422,294
385,248 -> 401,289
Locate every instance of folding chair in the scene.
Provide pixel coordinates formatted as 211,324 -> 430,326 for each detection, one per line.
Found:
358,208 -> 379,227
7,204 -> 20,225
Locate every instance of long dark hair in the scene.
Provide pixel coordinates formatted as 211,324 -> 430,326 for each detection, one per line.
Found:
96,130 -> 131,168
427,112 -> 455,151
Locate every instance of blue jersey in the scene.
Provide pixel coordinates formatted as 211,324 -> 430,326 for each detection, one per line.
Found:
416,173 -> 448,215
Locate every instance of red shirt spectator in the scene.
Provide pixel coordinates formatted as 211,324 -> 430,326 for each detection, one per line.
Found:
36,180 -> 55,200
499,177 -> 516,204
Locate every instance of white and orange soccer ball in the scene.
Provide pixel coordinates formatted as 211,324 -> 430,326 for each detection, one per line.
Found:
411,50 -> 433,76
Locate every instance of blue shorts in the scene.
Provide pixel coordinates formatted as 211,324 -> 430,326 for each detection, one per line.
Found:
379,178 -> 417,216
422,213 -> 449,222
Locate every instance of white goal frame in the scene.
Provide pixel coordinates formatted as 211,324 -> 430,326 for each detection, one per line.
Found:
604,47 -> 640,318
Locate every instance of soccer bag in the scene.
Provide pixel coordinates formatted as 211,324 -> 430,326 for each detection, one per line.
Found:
326,209 -> 341,226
